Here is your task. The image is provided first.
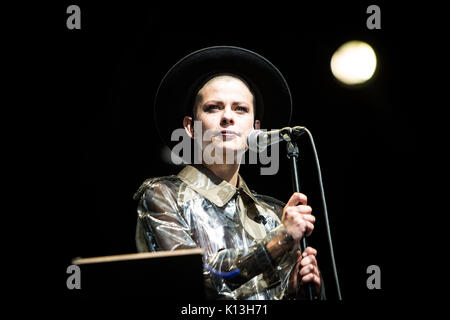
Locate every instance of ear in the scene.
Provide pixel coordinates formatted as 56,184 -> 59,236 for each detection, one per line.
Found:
183,116 -> 195,139
254,119 -> 261,130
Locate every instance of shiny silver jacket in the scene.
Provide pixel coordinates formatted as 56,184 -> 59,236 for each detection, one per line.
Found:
134,164 -> 320,300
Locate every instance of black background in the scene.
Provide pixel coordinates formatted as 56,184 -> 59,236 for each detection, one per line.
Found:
25,1 -> 427,310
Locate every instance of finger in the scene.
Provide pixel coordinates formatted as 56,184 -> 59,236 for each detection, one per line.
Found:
302,247 -> 317,257
300,274 -> 321,287
295,250 -> 302,264
286,192 -> 307,207
300,273 -> 315,284
300,255 -> 317,267
305,221 -> 315,237
300,214 -> 315,224
295,205 -> 312,215
284,209 -> 314,224
299,264 -> 315,277
312,274 -> 321,288
300,274 -> 321,296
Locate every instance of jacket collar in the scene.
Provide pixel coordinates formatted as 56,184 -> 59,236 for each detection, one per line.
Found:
177,164 -> 262,208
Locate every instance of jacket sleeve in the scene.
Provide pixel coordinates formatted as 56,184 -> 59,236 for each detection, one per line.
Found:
134,179 -> 298,298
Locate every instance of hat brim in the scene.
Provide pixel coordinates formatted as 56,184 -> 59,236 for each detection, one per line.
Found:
154,46 -> 292,150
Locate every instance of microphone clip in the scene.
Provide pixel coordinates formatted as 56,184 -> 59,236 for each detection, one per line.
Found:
284,127 -> 305,159
280,126 -> 306,143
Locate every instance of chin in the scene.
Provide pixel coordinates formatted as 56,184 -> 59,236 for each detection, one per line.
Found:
221,141 -> 246,152
200,142 -> 243,164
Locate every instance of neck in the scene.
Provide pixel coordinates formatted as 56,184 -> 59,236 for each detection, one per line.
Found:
202,163 -> 240,187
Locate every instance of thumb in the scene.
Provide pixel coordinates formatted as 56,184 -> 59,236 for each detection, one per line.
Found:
296,250 -> 302,263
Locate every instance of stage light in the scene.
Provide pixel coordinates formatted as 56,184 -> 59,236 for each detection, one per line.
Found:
330,41 -> 377,85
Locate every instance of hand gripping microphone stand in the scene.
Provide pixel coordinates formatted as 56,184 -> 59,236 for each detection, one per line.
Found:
281,126 -> 342,301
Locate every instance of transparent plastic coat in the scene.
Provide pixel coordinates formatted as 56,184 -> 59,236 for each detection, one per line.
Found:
134,164 -> 323,300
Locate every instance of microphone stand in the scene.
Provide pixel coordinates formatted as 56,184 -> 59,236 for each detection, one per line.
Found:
283,129 -> 314,300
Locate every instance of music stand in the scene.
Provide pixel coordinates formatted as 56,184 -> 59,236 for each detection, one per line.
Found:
71,248 -> 205,299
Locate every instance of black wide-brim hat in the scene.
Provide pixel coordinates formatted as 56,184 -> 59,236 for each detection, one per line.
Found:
154,46 -> 293,150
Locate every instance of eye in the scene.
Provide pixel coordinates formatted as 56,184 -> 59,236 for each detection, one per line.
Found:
204,104 -> 220,112
236,106 -> 249,113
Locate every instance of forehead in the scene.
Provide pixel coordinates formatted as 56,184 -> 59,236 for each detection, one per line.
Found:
197,75 -> 254,103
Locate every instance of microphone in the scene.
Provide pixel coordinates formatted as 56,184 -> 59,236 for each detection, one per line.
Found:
247,126 -> 305,152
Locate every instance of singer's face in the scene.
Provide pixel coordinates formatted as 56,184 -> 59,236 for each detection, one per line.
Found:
192,75 -> 255,162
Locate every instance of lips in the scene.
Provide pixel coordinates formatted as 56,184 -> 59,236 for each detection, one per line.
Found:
220,130 -> 238,139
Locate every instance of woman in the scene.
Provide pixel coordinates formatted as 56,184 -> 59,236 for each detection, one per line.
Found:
134,46 -> 324,300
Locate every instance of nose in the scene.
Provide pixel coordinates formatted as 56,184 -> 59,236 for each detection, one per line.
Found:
220,106 -> 235,126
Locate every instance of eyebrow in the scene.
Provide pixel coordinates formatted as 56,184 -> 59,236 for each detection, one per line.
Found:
203,100 -> 251,106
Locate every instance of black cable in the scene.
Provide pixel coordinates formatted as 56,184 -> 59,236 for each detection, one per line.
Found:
302,127 -> 343,300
